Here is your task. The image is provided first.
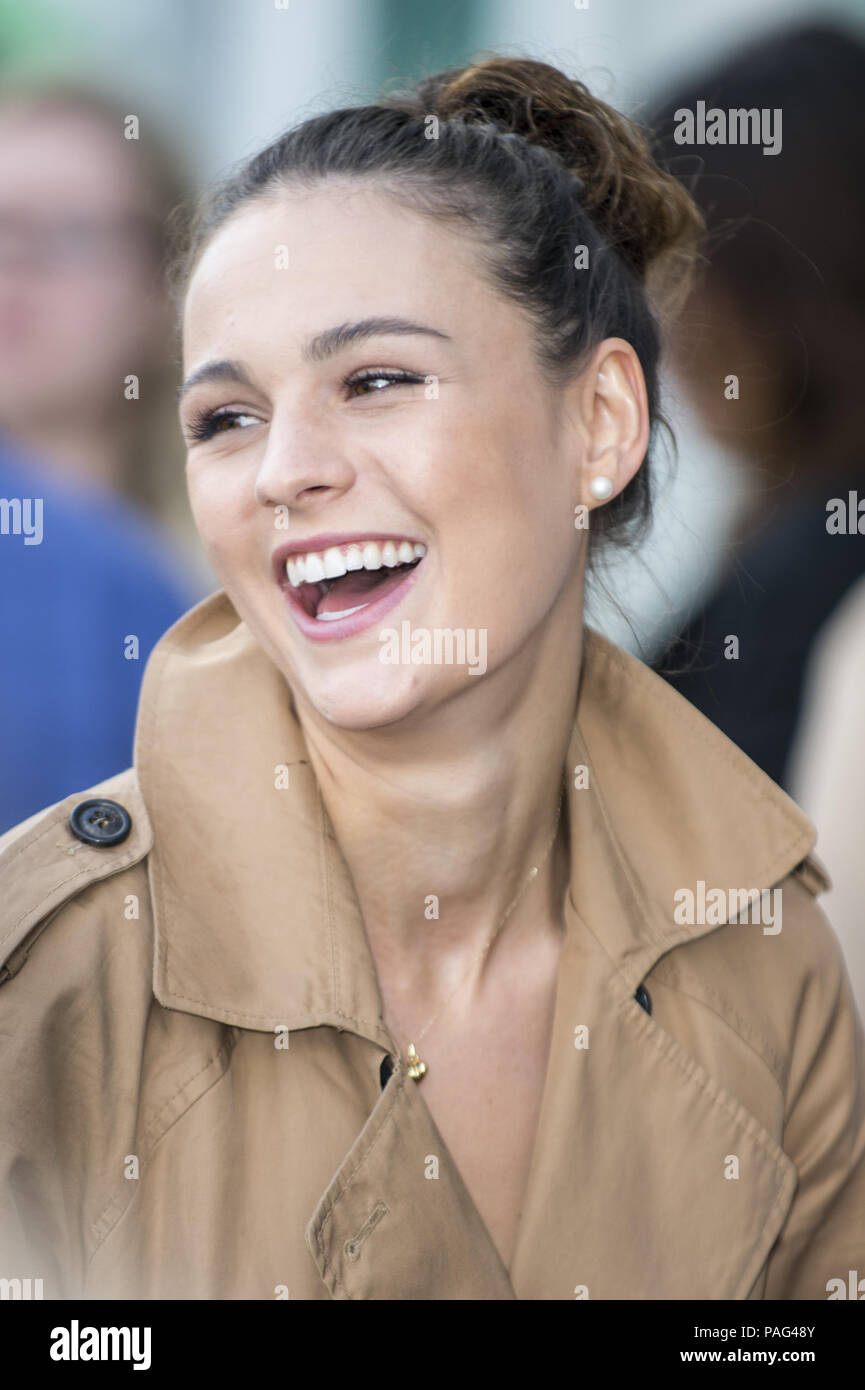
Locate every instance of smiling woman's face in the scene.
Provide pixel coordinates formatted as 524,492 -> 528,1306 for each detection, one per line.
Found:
180,182 -> 588,730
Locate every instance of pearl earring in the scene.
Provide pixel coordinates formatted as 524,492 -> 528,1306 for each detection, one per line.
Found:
589,475 -> 614,501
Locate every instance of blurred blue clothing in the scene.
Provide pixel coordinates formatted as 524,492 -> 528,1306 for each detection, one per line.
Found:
0,438 -> 202,832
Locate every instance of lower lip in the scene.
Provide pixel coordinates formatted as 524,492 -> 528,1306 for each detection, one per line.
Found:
279,558 -> 424,643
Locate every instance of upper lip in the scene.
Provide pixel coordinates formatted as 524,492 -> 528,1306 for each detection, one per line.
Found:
271,531 -> 425,584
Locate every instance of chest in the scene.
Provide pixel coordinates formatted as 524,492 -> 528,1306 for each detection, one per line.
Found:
400,950 -> 561,1272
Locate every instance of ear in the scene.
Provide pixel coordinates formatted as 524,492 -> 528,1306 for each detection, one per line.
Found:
569,338 -> 650,513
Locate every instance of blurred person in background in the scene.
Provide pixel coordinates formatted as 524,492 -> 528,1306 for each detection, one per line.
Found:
649,22 -> 865,792
787,570 -> 865,1023
0,81 -> 207,831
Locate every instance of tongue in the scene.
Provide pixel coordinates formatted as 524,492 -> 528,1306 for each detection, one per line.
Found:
316,564 -> 412,617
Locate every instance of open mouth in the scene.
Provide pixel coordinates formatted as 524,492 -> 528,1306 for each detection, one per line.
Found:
283,538 -> 426,622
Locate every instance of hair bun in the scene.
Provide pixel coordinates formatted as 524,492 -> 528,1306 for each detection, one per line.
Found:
411,55 -> 701,313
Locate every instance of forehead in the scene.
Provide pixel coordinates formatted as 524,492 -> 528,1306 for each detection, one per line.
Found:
182,182 -> 522,367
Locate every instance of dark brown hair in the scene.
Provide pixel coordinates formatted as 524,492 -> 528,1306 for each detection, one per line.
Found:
169,55 -> 703,556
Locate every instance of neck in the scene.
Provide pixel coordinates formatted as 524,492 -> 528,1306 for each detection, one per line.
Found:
294,571 -> 584,1015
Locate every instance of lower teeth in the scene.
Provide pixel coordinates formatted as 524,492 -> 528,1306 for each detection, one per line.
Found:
305,556 -> 422,622
315,602 -> 370,622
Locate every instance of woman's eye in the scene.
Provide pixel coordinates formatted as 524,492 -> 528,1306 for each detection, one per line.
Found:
345,369 -> 424,397
185,371 -> 423,441
184,408 -> 259,443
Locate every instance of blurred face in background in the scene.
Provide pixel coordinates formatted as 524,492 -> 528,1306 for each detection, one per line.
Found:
0,102 -> 171,439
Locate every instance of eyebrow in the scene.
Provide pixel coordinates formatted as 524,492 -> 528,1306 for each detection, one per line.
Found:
176,316 -> 452,404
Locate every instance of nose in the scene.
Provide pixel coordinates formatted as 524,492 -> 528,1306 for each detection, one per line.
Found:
253,415 -> 357,512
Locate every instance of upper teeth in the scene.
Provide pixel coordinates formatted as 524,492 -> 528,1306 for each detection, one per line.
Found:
286,539 -> 425,588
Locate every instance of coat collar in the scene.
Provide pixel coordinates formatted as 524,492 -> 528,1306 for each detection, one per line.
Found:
134,589 -> 817,1039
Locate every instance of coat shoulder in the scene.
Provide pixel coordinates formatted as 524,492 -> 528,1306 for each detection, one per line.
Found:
0,766 -> 153,983
0,772 -> 194,1298
649,853 -> 849,1093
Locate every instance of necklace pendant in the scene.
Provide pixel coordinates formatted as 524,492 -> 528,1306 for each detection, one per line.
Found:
406,1043 -> 427,1081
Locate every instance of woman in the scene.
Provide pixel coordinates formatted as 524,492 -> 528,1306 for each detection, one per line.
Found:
0,56 -> 862,1302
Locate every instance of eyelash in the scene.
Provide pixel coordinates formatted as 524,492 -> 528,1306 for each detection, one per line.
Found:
184,368 -> 425,443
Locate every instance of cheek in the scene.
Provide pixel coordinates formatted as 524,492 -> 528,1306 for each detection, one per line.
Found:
447,440 -> 576,622
186,460 -> 259,573
437,392 -> 560,501
404,418 -> 511,538
431,419 -> 563,557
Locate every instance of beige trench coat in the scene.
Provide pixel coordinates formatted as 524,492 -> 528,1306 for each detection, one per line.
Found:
1,590 -> 864,1301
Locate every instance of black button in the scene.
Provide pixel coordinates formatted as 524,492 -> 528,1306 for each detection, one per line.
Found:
634,983 -> 652,1015
379,1054 -> 394,1089
69,799 -> 132,847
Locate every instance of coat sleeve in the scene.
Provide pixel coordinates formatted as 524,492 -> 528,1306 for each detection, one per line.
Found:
0,879 -> 159,1301
0,769 -> 154,1298
0,889 -> 92,1298
762,876 -> 865,1298
0,952 -> 81,1298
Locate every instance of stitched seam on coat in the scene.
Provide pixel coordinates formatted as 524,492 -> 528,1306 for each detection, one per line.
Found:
646,964 -> 786,1088
576,694 -> 811,976
586,638 -> 814,931
613,968 -> 788,1153
312,1070 -> 407,1259
140,598 -> 220,1002
612,973 -> 796,1294
570,729 -> 654,951
139,1036 -> 238,1153
85,1031 -> 238,1271
144,602 -> 358,1031
0,814 -> 71,873
0,833 -> 143,951
89,1040 -> 232,1244
143,994 -> 388,1036
319,781 -> 341,1018
310,1069 -> 409,1300
0,904 -> 63,980
345,1200 -> 389,1260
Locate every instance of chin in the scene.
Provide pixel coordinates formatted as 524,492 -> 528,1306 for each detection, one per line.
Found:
292,663 -> 434,732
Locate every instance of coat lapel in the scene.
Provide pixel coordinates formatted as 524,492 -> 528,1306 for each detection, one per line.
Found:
507,891 -> 797,1299
305,1055 -> 516,1300
507,633 -> 811,1299
137,592 -> 389,1042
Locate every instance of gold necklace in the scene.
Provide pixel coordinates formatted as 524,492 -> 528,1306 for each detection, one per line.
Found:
398,774 -> 566,1082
